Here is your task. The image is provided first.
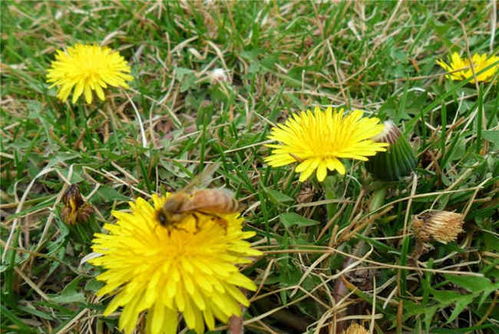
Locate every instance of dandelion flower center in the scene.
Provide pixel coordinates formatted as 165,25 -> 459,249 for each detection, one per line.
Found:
265,107 -> 388,181
89,194 -> 260,334
46,44 -> 133,104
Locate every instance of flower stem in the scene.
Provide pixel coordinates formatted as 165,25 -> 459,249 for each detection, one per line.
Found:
323,175 -> 339,221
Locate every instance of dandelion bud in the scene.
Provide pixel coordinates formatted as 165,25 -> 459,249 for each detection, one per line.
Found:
412,211 -> 464,244
365,120 -> 417,181
343,323 -> 369,334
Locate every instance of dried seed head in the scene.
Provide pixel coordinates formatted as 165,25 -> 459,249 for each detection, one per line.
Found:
343,323 -> 369,334
412,211 -> 464,244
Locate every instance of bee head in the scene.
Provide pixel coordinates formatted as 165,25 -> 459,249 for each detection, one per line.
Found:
157,210 -> 168,226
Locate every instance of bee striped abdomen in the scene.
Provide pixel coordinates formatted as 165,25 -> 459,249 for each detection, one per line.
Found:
187,189 -> 239,213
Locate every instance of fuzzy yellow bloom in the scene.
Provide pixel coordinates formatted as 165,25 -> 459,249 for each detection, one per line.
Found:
89,194 -> 261,334
265,107 -> 388,182
46,44 -> 133,103
436,52 -> 498,83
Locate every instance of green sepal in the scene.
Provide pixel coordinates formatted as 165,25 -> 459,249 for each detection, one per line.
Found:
366,135 -> 417,181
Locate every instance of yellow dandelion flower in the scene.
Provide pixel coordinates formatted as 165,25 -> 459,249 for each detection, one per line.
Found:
89,194 -> 261,334
46,44 -> 133,104
265,107 -> 388,182
436,52 -> 499,83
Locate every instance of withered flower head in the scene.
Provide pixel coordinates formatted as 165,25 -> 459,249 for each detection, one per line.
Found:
412,211 -> 464,244
343,323 -> 369,334
61,184 -> 94,225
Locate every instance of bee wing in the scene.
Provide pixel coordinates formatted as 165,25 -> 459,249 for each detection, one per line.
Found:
179,187 -> 240,213
183,162 -> 221,192
218,187 -> 244,212
217,187 -> 235,198
218,187 -> 245,212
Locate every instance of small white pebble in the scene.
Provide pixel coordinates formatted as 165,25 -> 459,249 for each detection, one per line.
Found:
209,68 -> 230,83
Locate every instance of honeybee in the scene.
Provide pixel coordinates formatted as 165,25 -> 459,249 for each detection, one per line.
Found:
61,184 -> 94,225
156,163 -> 240,233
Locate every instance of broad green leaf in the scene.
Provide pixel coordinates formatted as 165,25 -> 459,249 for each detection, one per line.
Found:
93,185 -> 129,202
84,279 -> 104,293
403,300 -> 436,320
446,294 -> 474,323
16,305 -> 53,320
49,278 -> 86,304
482,130 -> 499,146
174,67 -> 194,78
444,274 -> 495,293
55,166 -> 85,184
266,189 -> 294,205
424,306 -> 438,330
46,153 -> 81,168
280,212 -> 320,227
431,289 -> 461,304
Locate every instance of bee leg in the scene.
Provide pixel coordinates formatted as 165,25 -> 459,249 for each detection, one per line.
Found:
215,217 -> 228,234
154,223 -> 186,236
172,223 -> 191,234
191,213 -> 201,233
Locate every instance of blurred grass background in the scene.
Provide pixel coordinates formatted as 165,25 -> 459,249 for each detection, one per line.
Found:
1,1 -> 498,333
